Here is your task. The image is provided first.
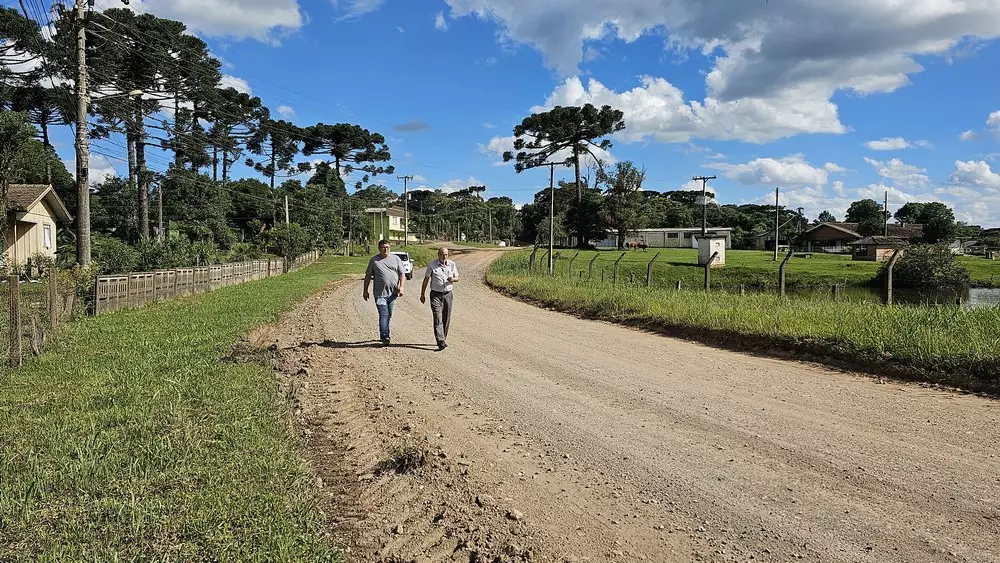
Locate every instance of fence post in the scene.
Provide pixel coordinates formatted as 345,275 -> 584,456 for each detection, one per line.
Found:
704,251 -> 719,291
9,275 -> 21,368
528,245 -> 539,271
588,254 -> 599,281
883,248 -> 904,305
601,267 -> 606,283
612,251 -> 626,284
739,284 -> 746,296
568,252 -> 579,278
675,280 -> 681,291
48,268 -> 58,330
645,252 -> 660,287
778,247 -> 794,297
831,284 -> 840,300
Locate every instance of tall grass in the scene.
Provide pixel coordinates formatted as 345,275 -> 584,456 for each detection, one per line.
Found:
0,256 -> 362,561
489,253 -> 1000,391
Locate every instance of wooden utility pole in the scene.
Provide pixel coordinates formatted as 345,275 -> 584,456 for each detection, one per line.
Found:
73,0 -> 91,266
883,190 -> 889,237
284,195 -> 290,224
157,182 -> 163,240
398,175 -> 413,245
693,176 -> 717,237
773,187 -> 780,262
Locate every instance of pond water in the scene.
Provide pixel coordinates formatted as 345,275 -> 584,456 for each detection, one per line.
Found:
787,286 -> 1000,308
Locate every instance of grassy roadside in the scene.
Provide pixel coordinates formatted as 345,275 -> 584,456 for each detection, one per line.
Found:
0,256 -> 366,561
487,253 -> 1000,393
543,248 -> 1000,289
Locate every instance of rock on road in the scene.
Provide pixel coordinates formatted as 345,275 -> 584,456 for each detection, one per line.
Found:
278,249 -> 1000,562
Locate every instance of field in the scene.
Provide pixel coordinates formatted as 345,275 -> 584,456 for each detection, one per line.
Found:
539,247 -> 1000,289
488,252 -> 1000,392
0,255 -> 368,561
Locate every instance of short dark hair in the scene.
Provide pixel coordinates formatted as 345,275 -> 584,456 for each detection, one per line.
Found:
378,239 -> 389,247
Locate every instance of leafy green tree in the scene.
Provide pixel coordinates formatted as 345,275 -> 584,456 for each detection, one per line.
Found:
246,117 -> 305,189
893,202 -> 925,225
916,202 -> 957,243
269,222 -> 310,261
206,87 -> 265,184
300,123 -> 394,189
307,161 -> 347,197
92,177 -> 140,242
227,178 -> 276,235
845,199 -> 885,224
161,167 -> 233,248
503,104 -> 625,247
600,161 -> 646,248
817,210 -> 836,223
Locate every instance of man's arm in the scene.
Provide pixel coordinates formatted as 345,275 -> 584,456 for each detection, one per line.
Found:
362,260 -> 372,300
420,276 -> 430,303
396,258 -> 405,296
449,263 -> 460,283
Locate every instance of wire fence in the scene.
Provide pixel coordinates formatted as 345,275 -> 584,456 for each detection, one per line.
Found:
0,250 -> 321,372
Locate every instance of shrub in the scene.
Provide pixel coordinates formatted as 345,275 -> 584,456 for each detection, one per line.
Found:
876,243 -> 970,290
93,236 -> 140,275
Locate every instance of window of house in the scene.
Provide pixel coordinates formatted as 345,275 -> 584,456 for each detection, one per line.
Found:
43,224 -> 53,249
667,233 -> 678,239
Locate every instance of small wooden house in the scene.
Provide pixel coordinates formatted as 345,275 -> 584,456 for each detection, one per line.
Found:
849,236 -> 908,262
4,184 -> 73,268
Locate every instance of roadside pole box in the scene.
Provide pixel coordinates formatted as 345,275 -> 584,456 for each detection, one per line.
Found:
697,235 -> 727,267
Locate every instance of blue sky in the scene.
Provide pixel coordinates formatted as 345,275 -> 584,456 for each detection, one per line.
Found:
38,1 -> 1000,225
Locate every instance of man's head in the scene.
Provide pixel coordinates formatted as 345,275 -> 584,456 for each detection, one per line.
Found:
437,247 -> 450,263
378,240 -> 390,257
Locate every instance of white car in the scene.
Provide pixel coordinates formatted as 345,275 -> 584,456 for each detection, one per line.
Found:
392,251 -> 413,280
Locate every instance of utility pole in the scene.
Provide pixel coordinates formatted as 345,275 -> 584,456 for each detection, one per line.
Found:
157,182 -> 163,241
883,190 -> 889,237
73,0 -> 91,266
693,176 -> 717,237
774,187 -> 780,261
284,195 -> 290,224
543,163 -> 563,274
398,175 -> 413,246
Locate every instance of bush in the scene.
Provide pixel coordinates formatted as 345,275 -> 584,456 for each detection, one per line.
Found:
268,223 -> 309,260
93,236 -> 140,275
228,242 -> 263,262
876,243 -> 970,290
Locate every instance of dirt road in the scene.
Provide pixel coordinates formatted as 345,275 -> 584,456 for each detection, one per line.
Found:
265,249 -> 1000,562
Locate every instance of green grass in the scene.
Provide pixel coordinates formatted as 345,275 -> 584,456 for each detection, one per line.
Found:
488,253 -> 1000,392
538,248 -> 1000,289
0,256 -> 365,562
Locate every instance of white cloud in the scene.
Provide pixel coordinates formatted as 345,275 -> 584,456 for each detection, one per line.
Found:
65,154 -> 118,186
446,0 -> 1000,143
414,176 -> 483,193
479,134 -> 615,169
105,0 -> 304,44
865,137 -> 911,151
333,0 -> 387,20
949,160 -> 1000,191
863,137 -> 932,151
411,174 -> 429,183
220,75 -> 252,94
534,75 -> 845,145
435,11 -> 449,31
396,25 -> 406,33
959,130 -> 980,141
863,157 -> 929,188
708,155 -> 835,187
483,122 -> 496,129
988,111 -> 1000,136
276,105 -> 296,119
823,162 -> 846,174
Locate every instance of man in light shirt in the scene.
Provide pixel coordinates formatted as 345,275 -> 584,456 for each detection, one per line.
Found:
420,247 -> 459,351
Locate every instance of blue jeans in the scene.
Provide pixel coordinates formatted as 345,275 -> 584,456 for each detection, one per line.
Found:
375,295 -> 397,341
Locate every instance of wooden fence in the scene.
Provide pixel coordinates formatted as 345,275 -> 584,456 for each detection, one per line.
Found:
93,251 -> 320,315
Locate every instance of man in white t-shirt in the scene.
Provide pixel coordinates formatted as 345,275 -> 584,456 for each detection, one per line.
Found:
420,247 -> 459,351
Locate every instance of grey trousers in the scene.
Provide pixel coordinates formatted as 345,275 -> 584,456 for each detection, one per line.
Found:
429,290 -> 453,343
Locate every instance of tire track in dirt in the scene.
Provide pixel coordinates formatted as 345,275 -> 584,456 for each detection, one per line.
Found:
262,250 -> 1000,563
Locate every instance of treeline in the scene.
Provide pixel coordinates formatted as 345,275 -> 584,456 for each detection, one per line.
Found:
513,160 -> 993,249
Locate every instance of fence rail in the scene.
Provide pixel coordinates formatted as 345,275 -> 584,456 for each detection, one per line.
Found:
93,251 -> 319,315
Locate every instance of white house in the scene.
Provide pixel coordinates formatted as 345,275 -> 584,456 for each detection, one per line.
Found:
593,228 -> 733,249
4,184 -> 73,269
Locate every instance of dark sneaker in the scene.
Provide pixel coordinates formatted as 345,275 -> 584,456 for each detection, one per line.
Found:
382,338 -> 390,346
437,341 -> 447,351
